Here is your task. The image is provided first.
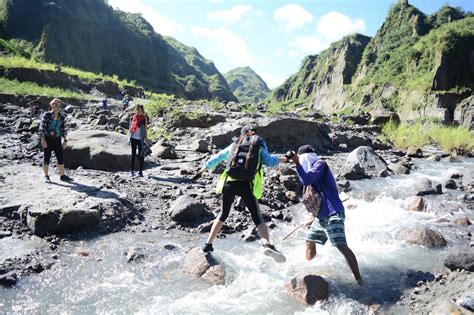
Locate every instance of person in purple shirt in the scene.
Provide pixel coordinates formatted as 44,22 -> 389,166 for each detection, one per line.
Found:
290,144 -> 363,285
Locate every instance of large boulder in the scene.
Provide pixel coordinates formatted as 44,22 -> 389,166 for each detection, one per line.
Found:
284,274 -> 329,304
444,250 -> 474,272
64,130 -> 130,171
169,195 -> 208,222
27,208 -> 100,237
387,163 -> 410,175
399,227 -> 447,248
454,96 -> 473,130
415,178 -> 442,196
342,146 -> 387,179
182,248 -> 226,285
151,143 -> 177,159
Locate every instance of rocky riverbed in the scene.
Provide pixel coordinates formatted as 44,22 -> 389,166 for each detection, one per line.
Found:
0,94 -> 473,314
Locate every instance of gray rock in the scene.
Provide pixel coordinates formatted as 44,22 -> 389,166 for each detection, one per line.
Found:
151,143 -> 177,159
169,195 -> 207,222
444,179 -> 457,189
453,95 -> 473,130
415,178 -> 442,196
457,291 -> 474,311
279,164 -> 297,176
399,227 -> 447,248
182,248 -> 225,285
64,130 -> 130,171
0,230 -> 12,238
0,272 -> 17,287
408,196 -> 426,212
27,208 -> 100,237
444,250 -> 474,272
280,175 -> 301,192
126,246 -> 145,262
462,171 -> 474,189
406,146 -> 423,158
285,274 -> 329,304
426,154 -> 441,161
343,146 -> 387,179
94,114 -> 107,126
190,140 -> 209,153
387,163 -> 410,175
405,270 -> 434,287
370,109 -> 400,125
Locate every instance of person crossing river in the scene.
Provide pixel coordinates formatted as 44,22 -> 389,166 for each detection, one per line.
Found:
193,125 -> 289,263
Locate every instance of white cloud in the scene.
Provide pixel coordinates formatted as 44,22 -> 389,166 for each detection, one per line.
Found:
258,71 -> 286,89
316,11 -> 365,42
288,35 -> 329,58
211,0 -> 222,3
191,26 -> 255,66
207,5 -> 255,26
273,4 -> 313,32
108,0 -> 185,36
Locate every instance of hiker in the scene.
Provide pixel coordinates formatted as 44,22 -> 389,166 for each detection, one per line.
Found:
288,145 -> 363,284
102,98 -> 108,110
122,96 -> 129,111
128,104 -> 148,177
193,125 -> 288,263
27,97 -> 42,117
39,98 -> 72,183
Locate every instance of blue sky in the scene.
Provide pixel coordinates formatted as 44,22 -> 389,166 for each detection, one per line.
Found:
108,0 -> 473,88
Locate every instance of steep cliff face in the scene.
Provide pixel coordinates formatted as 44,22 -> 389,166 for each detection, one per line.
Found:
272,34 -> 370,112
272,1 -> 473,123
224,66 -> 270,103
0,0 -> 236,101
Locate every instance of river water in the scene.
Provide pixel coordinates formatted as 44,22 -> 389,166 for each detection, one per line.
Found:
1,158 -> 472,314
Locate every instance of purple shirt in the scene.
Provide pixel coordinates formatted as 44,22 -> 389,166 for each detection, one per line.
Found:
296,160 -> 345,220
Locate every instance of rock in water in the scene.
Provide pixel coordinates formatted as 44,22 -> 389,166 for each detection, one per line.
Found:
444,250 -> 474,272
285,274 -> 329,304
64,130 -> 130,171
169,195 -> 208,222
399,228 -> 447,248
182,248 -> 225,285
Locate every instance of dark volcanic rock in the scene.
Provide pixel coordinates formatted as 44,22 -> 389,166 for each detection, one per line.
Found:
169,195 -> 208,222
285,274 -> 329,305
444,250 -> 474,272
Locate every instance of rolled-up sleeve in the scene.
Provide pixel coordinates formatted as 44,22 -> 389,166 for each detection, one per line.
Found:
205,144 -> 232,170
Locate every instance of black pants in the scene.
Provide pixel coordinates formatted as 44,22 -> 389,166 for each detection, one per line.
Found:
219,180 -> 264,226
43,137 -> 64,165
130,138 -> 144,172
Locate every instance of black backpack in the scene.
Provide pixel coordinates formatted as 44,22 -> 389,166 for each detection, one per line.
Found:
226,135 -> 261,180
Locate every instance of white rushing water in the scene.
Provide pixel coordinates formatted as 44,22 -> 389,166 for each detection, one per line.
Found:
1,158 -> 472,314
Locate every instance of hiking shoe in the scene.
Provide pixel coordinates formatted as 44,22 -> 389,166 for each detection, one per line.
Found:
138,171 -> 143,177
44,176 -> 51,183
60,175 -> 72,182
129,172 -> 135,177
263,244 -> 286,263
201,243 -> 214,253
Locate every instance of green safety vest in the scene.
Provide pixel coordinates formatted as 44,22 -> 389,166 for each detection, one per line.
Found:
215,148 -> 263,199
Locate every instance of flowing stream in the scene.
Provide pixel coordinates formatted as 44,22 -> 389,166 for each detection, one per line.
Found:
1,158 -> 472,314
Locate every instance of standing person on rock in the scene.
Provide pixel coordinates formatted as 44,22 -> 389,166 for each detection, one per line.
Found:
128,104 -> 148,177
193,125 -> 288,263
27,97 -> 42,118
39,98 -> 72,183
289,145 -> 363,285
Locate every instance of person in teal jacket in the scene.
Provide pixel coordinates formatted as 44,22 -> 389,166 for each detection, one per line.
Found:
194,125 -> 288,263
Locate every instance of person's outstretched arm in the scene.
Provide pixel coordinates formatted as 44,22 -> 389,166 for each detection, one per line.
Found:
260,141 -> 287,167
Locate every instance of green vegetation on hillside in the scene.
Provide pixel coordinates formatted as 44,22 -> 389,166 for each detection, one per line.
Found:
0,77 -> 89,99
224,66 -> 270,103
382,120 -> 474,153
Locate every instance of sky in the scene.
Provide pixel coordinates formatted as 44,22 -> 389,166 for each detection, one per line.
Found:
107,0 -> 473,89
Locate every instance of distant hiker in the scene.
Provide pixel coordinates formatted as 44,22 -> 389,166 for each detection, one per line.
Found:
128,104 -> 148,177
27,97 -> 42,117
39,98 -> 72,183
122,96 -> 129,111
102,98 -> 108,110
194,125 -> 289,263
289,145 -> 363,284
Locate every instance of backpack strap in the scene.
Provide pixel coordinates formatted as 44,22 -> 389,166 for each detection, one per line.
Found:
244,135 -> 258,170
230,135 -> 244,167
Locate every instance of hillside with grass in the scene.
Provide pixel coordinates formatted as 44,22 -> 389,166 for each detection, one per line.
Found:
224,66 -> 270,103
271,0 -> 474,123
0,0 -> 236,101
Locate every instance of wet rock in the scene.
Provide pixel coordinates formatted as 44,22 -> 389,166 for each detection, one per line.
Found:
151,142 -> 177,159
169,195 -> 208,222
182,248 -> 225,285
454,218 -> 472,226
0,272 -> 17,287
285,274 -> 329,305
426,154 -> 441,161
387,163 -> 410,175
406,146 -> 423,158
444,179 -> 457,189
0,230 -> 12,238
415,178 -> 442,196
126,246 -> 145,262
240,228 -> 258,242
444,250 -> 474,271
399,227 -> 447,248
190,140 -> 209,153
405,270 -> 434,287
343,146 -> 387,179
408,196 -> 426,212
27,208 -> 100,237
462,171 -> 474,189
64,130 -> 130,171
457,291 -> 474,312
164,244 -> 176,250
